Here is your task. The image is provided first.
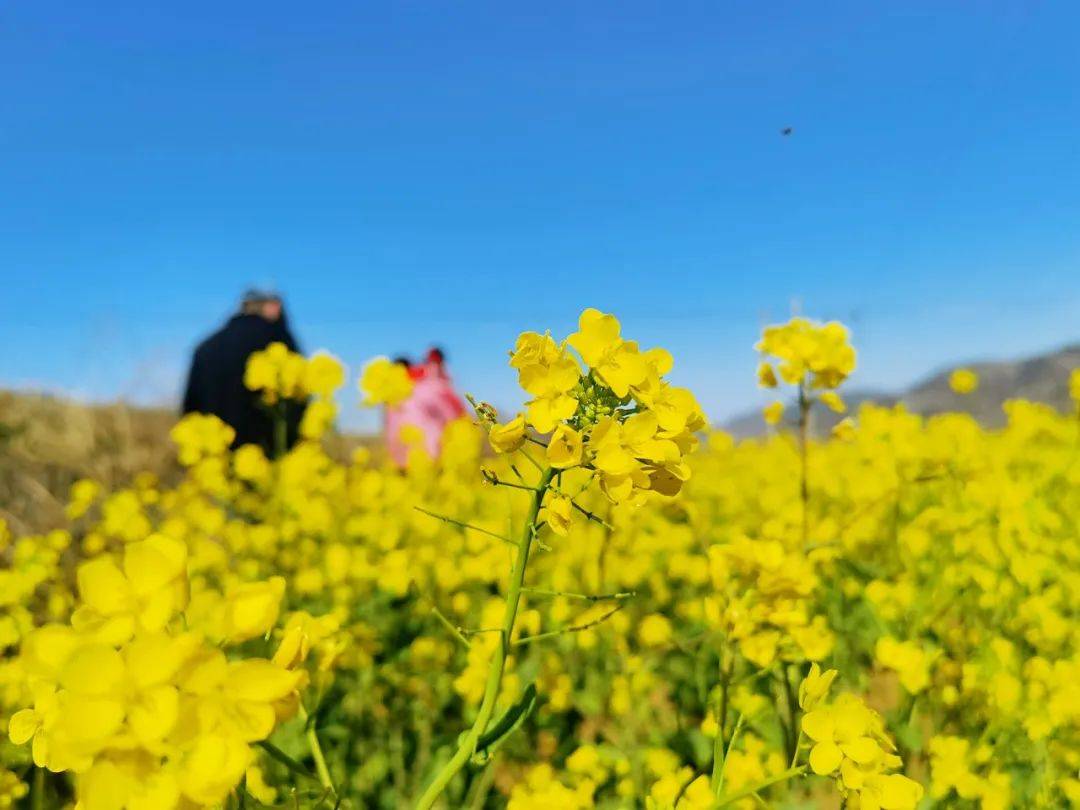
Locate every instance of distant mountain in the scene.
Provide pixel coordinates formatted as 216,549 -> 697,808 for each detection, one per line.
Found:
723,342 -> 1080,438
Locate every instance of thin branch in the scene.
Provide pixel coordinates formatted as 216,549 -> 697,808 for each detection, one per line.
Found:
414,506 -> 516,547
430,605 -> 471,649
546,483 -> 614,530
512,603 -> 625,647
521,587 -> 635,602
480,470 -> 538,492
712,766 -> 807,808
569,499 -> 614,530
715,713 -> 745,797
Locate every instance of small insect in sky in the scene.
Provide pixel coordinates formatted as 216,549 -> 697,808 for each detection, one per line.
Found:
780,127 -> 793,136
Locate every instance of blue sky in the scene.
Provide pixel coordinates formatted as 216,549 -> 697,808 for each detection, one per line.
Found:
3,1 -> 1079,430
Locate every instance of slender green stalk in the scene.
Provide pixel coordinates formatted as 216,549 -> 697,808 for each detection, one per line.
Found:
464,759 -> 497,810
32,768 -> 44,810
521,587 -> 635,602
715,713 -> 745,797
513,602 -> 625,647
709,689 -> 727,792
779,665 -> 799,765
298,704 -> 336,795
712,765 -> 807,808
273,402 -> 288,459
431,605 -> 472,648
797,382 -> 810,546
710,654 -> 734,793
414,506 -> 516,547
415,467 -> 556,810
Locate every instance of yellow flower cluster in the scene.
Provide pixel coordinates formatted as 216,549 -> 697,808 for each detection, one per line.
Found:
7,535 -> 303,809
170,413 -> 235,466
359,356 -> 413,406
757,317 -> 856,390
802,691 -> 923,809
244,343 -> 344,404
704,536 -> 833,667
242,344 -> 346,444
489,308 -> 706,511
928,735 -> 1014,810
757,317 -> 856,427
949,367 -> 979,394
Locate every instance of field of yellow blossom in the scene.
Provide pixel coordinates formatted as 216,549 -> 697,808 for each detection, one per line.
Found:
1,309 -> 1077,809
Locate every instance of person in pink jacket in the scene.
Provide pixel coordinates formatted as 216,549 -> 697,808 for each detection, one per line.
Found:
385,348 -> 467,467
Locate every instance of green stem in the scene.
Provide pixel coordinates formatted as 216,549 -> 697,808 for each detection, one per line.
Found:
464,759 -> 497,810
32,768 -> 44,810
780,665 -> 799,765
298,704 -> 336,795
512,602 -> 625,646
797,382 -> 810,546
431,605 -> 472,648
415,506 -> 516,547
710,655 -> 733,794
709,687 -> 727,792
520,587 -> 634,602
273,402 -> 288,459
715,713 -> 744,797
415,467 -> 556,810
712,765 -> 807,808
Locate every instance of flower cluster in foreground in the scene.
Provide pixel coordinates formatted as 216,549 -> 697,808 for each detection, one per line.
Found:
8,535 -> 302,808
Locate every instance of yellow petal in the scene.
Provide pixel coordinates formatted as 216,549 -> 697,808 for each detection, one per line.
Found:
801,709 -> 835,742
842,736 -> 882,765
224,660 -> 303,703
809,741 -> 843,775
76,558 -> 131,616
129,685 -> 180,744
60,644 -> 125,696
8,709 -> 39,745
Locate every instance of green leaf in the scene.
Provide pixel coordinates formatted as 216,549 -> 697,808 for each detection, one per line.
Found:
472,683 -> 538,764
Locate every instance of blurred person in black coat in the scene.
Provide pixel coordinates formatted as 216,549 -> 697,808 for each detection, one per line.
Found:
182,290 -> 305,454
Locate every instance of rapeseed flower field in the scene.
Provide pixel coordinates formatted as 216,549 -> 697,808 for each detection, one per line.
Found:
1,309 -> 1077,809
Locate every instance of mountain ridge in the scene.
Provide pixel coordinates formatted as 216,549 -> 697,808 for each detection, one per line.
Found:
724,342 -> 1080,438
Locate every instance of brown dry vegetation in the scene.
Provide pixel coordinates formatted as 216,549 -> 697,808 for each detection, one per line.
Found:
0,390 -> 374,534
0,391 -> 180,534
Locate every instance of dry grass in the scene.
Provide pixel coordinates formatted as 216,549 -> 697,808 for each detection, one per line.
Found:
0,390 -> 378,535
0,391 -> 181,534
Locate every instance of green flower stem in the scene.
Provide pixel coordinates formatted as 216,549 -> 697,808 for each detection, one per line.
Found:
32,767 -> 44,810
414,506 -> 516,547
797,381 -> 810,546
709,687 -> 727,792
714,713 -> 744,797
273,402 -> 288,459
512,601 -> 625,647
520,587 -> 635,602
415,467 -> 556,810
780,665 -> 799,764
298,703 -> 336,795
430,604 -> 472,649
712,765 -> 808,808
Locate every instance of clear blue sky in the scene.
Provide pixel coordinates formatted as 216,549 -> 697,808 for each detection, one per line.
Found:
3,1 -> 1079,430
